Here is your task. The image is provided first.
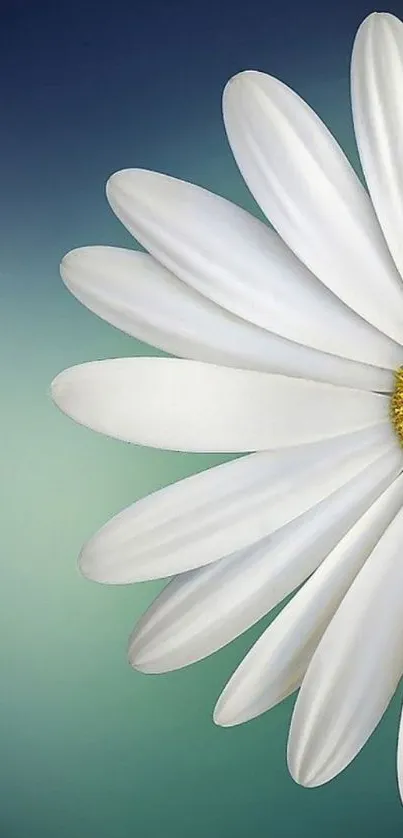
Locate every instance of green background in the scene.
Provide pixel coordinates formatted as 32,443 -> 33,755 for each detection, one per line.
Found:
3,0 -> 403,834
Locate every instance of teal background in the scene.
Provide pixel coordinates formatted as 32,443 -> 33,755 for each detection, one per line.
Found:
3,0 -> 403,834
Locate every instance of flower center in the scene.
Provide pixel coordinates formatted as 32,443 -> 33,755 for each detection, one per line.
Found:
390,367 -> 403,446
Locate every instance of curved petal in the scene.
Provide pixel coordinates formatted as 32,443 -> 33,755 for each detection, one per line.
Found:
397,700 -> 403,803
106,168 -> 403,370
75,424 -> 391,584
61,245 -> 393,393
214,467 -> 403,727
223,70 -> 403,345
128,449 -> 402,673
50,358 -> 389,453
287,500 -> 403,788
352,13 -> 403,281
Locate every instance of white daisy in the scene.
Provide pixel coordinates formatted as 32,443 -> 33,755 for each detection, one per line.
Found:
52,11 -> 403,798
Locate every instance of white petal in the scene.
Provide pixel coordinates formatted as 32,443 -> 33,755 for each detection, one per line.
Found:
215,467 -> 403,727
352,13 -> 403,281
287,497 -> 403,788
106,168 -> 403,370
129,449 -> 402,673
61,245 -> 393,392
223,70 -> 403,345
397,700 -> 403,802
50,358 -> 389,453
77,424 -> 391,583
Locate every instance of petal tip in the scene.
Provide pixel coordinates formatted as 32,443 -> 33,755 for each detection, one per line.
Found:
223,70 -> 263,102
50,364 -> 89,413
212,704 -> 231,727
106,167 -> 154,195
106,168 -> 172,218
77,545 -> 99,583
59,250 -> 73,277
127,650 -> 147,673
127,639 -> 167,674
77,537 -> 121,586
128,655 -> 154,674
127,630 -> 144,668
106,168 -> 137,204
213,695 -> 243,728
356,10 -> 401,38
287,758 -> 320,789
287,741 -> 328,789
59,247 -> 88,285
50,368 -> 70,408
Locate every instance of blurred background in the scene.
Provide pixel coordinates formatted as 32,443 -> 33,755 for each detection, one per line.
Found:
2,0 -> 403,835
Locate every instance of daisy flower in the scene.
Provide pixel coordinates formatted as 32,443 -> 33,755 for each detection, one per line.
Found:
52,11 -> 403,797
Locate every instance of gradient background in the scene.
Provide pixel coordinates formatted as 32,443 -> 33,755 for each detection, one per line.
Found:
2,0 -> 403,835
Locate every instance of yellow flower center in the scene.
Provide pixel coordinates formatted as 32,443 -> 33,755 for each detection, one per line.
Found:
391,367 -> 403,446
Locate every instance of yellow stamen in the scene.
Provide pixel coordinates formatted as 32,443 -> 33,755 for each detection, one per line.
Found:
391,367 -> 403,446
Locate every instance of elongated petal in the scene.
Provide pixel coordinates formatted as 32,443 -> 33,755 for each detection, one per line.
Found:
51,358 -> 389,453
396,700 -> 403,803
215,467 -> 403,727
76,425 -> 391,583
223,70 -> 403,345
61,245 -> 393,392
129,449 -> 402,673
106,168 -> 402,370
287,501 -> 403,788
352,13 -> 403,280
